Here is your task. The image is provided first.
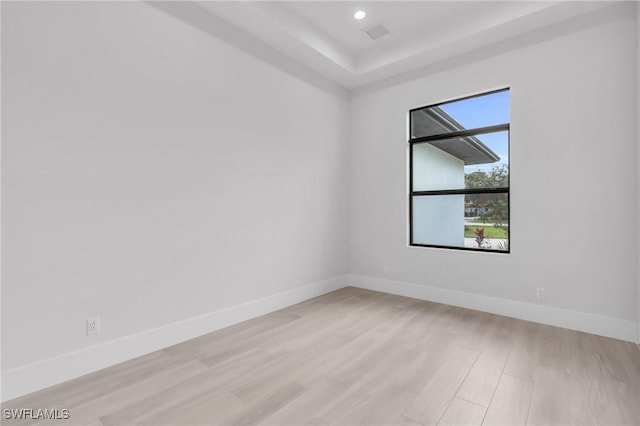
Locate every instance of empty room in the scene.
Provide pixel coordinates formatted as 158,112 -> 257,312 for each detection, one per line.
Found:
1,1 -> 639,425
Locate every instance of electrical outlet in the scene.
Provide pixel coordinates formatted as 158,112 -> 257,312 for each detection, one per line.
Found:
382,265 -> 390,276
87,317 -> 101,335
536,288 -> 546,299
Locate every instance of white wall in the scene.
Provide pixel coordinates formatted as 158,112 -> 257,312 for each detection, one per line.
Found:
1,0 -> 348,382
349,4 -> 638,327
2,0 -> 639,402
636,1 -> 640,343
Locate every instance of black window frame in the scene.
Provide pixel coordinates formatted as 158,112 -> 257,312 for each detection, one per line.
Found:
409,88 -> 510,253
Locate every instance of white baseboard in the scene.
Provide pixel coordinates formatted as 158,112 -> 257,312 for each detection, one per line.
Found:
4,273 -> 637,402
1,275 -> 347,402
347,274 -> 639,344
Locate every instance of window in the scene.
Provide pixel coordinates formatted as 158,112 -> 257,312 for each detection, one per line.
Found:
409,89 -> 510,252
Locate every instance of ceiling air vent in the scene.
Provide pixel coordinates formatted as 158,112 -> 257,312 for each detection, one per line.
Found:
363,22 -> 389,40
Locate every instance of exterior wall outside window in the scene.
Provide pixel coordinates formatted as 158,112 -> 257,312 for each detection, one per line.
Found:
412,144 -> 464,246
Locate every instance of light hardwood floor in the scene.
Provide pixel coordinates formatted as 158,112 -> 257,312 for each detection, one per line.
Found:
3,287 -> 639,425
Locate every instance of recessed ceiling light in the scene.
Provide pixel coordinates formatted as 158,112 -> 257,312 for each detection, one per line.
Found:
354,10 -> 366,20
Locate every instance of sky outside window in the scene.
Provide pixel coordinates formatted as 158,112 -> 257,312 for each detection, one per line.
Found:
439,90 -> 509,173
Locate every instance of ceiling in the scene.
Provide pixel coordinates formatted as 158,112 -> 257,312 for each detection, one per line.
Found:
192,1 -> 616,89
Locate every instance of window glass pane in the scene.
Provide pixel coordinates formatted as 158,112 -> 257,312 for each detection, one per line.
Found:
464,131 -> 509,188
412,131 -> 509,191
413,193 -> 509,251
411,90 -> 509,138
413,195 -> 466,247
